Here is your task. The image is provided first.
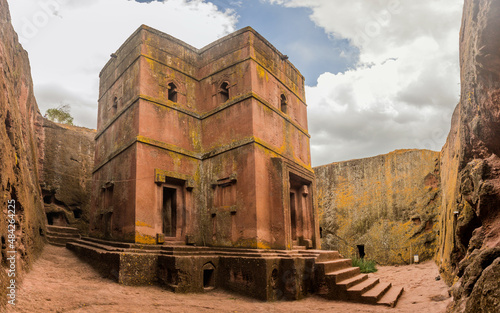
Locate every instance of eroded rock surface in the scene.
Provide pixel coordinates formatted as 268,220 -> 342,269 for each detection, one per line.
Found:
438,0 -> 500,312
38,118 -> 95,234
315,149 -> 441,265
0,0 -> 46,307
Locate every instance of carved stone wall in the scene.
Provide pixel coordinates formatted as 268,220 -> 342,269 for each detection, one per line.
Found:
315,149 -> 441,265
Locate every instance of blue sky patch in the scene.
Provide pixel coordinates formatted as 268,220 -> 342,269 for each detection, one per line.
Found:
136,0 -> 359,85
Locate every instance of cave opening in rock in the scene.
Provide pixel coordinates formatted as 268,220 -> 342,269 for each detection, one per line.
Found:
1,236 -> 6,265
47,212 -> 68,226
357,244 -> 365,259
73,208 -> 83,219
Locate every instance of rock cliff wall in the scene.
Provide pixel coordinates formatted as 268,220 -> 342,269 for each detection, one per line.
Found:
0,0 -> 47,307
439,0 -> 500,311
314,149 -> 441,265
38,119 -> 95,235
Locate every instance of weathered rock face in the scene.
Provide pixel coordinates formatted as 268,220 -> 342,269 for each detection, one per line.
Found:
0,0 -> 47,307
438,0 -> 500,312
314,149 -> 441,265
38,118 -> 95,234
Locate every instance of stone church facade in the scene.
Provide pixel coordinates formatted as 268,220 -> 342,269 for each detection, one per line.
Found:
90,25 -> 319,251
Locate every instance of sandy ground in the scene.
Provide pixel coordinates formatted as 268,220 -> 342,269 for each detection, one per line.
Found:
7,245 -> 452,313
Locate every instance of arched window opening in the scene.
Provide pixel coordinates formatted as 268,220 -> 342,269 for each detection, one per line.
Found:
280,94 -> 287,114
167,83 -> 178,102
219,82 -> 230,103
112,97 -> 118,115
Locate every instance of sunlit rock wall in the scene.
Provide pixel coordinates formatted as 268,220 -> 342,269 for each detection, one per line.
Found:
315,149 -> 441,265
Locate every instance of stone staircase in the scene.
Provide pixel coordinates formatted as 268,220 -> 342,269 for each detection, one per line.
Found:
314,251 -> 404,307
46,225 -> 81,246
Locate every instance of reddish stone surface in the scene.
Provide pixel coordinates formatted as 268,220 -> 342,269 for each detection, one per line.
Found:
90,26 -> 319,250
37,119 -> 95,233
0,0 -> 47,308
438,0 -> 500,312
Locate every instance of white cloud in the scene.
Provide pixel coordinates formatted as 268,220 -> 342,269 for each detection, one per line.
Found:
8,0 -> 237,127
7,0 -> 464,166
269,0 -> 462,165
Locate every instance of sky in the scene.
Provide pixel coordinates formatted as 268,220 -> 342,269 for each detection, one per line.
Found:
7,0 -> 464,166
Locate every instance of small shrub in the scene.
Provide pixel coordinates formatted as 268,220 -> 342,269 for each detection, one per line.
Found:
352,258 -> 377,273
45,104 -> 74,125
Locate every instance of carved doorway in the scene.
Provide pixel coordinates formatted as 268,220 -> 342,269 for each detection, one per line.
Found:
162,187 -> 177,237
158,181 -> 185,241
288,172 -> 313,248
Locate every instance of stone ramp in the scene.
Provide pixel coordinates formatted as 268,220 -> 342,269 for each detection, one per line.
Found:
46,225 -> 80,246
313,251 -> 404,308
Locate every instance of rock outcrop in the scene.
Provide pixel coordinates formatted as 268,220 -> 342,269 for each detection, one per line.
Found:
315,149 -> 441,265
438,0 -> 500,312
38,119 -> 95,235
0,0 -> 47,307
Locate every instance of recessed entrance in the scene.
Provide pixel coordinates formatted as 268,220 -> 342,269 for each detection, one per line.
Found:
162,187 -> 177,237
202,263 -> 216,290
288,172 -> 313,248
290,192 -> 297,241
203,268 -> 214,288
357,245 -> 365,259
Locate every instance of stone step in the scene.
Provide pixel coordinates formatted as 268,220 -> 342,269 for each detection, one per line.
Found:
46,225 -> 80,235
346,277 -> 380,299
74,239 -> 160,254
67,241 -> 108,254
316,258 -> 352,274
82,237 -> 160,249
377,286 -> 404,307
361,281 -> 391,304
336,273 -> 369,290
46,234 -> 78,246
73,239 -> 123,252
162,241 -> 187,246
46,231 -> 80,238
303,250 -> 341,262
326,266 -> 361,283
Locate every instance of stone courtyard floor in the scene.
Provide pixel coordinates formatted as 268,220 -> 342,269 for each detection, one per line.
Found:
7,245 -> 451,312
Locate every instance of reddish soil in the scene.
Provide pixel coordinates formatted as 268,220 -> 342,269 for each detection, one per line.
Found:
7,245 -> 451,312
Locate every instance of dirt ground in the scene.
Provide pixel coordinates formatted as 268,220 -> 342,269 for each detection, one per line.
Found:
7,245 -> 452,313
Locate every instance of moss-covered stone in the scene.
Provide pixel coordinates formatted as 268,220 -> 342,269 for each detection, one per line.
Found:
315,149 -> 441,265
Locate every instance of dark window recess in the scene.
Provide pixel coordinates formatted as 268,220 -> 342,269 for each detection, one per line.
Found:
271,268 -> 278,289
167,83 -> 178,102
280,94 -> 287,113
219,82 -> 229,103
112,97 -> 118,114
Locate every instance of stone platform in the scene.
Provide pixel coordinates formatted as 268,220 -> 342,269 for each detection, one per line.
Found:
67,238 -> 403,306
